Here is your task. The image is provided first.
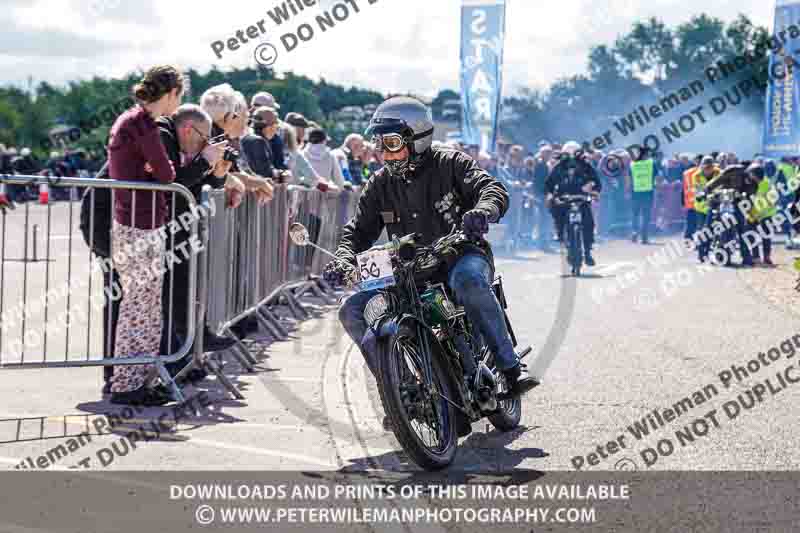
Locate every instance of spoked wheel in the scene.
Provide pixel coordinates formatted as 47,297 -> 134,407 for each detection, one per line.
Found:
377,323 -> 457,470
569,223 -> 583,277
485,351 -> 522,432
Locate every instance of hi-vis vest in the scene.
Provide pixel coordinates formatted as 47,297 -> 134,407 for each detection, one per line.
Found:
683,167 -> 697,209
778,162 -> 798,184
691,167 -> 721,215
631,159 -> 655,193
750,178 -> 778,223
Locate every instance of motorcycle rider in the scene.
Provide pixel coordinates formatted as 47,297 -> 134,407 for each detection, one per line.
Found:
323,97 -> 539,432
545,141 -> 602,266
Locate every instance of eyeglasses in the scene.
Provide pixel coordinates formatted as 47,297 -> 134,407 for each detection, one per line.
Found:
189,123 -> 210,143
372,133 -> 406,153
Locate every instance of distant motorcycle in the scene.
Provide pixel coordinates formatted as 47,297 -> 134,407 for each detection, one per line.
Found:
290,223 -> 534,471
554,193 -> 596,276
704,188 -> 741,265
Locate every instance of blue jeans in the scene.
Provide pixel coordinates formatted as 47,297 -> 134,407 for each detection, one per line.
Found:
338,253 -> 518,377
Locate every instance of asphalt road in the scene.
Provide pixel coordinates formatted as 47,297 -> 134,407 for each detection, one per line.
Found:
0,219 -> 798,473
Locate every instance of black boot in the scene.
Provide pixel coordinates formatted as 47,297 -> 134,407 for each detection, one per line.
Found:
497,364 -> 539,401
585,250 -> 596,267
110,385 -> 171,406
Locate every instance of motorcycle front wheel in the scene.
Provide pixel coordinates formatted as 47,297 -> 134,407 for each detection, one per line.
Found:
377,323 -> 457,471
569,222 -> 583,276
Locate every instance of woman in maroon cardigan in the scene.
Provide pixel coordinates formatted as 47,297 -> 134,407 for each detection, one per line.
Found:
107,66 -> 183,405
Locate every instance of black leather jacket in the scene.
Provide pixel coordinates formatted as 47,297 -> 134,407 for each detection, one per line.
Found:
336,147 -> 509,266
545,156 -> 602,197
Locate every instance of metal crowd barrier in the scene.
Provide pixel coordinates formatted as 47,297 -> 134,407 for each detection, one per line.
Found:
0,174 -> 212,403
204,184 -> 362,389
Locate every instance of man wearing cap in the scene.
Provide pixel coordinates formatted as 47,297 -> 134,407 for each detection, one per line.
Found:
251,92 -> 287,172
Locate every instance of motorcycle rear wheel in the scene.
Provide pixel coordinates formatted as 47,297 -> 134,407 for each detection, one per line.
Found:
486,352 -> 522,432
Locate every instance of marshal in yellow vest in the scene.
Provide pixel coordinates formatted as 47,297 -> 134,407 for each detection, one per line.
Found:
631,159 -> 655,193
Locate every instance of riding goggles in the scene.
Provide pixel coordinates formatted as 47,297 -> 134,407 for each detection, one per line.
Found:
372,133 -> 407,153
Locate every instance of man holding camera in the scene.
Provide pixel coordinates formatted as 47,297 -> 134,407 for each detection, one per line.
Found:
156,104 -> 243,379
200,84 -> 274,205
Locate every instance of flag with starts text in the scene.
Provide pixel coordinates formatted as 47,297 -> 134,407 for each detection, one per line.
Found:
460,0 -> 505,152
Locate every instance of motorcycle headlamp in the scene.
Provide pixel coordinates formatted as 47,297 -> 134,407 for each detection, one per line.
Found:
364,293 -> 393,330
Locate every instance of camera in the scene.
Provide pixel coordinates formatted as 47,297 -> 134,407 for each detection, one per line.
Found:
223,146 -> 240,163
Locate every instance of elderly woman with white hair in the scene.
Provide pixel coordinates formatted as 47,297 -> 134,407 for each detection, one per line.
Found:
199,84 -> 273,205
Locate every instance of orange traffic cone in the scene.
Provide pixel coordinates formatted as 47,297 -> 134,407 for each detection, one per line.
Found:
39,183 -> 49,205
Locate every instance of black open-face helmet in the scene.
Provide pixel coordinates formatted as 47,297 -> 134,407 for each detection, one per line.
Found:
365,96 -> 434,178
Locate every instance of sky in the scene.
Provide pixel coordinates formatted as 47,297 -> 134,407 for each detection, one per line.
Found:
0,0 -> 775,98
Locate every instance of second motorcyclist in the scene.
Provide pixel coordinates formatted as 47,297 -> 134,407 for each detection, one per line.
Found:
545,141 -> 602,266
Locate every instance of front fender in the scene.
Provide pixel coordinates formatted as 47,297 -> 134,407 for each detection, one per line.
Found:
361,314 -> 426,355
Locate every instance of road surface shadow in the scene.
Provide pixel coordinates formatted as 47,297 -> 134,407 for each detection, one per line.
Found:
337,425 -> 547,473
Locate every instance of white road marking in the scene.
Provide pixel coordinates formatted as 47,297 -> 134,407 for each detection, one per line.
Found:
185,437 -> 336,468
594,261 -> 638,276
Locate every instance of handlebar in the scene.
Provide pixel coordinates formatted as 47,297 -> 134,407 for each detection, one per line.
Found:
554,193 -> 596,205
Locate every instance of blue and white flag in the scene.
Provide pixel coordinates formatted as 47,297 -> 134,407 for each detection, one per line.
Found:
762,0 -> 800,157
460,0 -> 506,152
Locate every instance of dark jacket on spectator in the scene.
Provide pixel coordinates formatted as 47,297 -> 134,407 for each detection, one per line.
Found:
158,116 -> 224,210
271,132 -> 287,170
108,106 -> 175,229
240,133 -> 275,179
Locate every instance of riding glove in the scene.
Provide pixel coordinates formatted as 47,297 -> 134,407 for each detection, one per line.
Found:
462,209 -> 490,238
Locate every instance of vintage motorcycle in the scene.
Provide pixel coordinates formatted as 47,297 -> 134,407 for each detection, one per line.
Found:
554,193 -> 596,277
703,188 -> 742,264
289,223 -> 534,471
